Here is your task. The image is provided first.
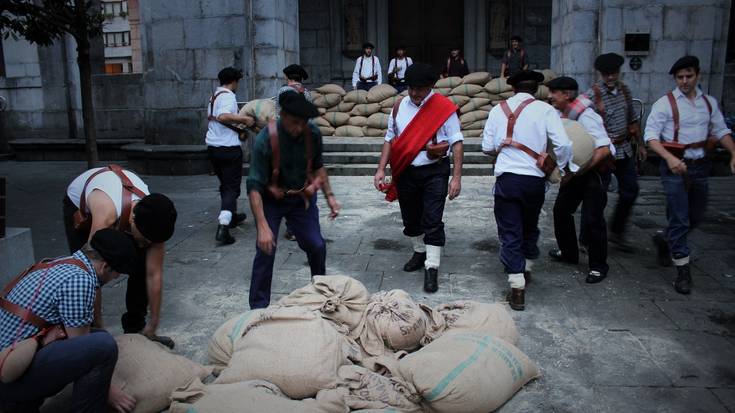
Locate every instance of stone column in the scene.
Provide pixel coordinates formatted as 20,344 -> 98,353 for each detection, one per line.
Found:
464,0 -> 488,72
550,0 -> 599,91
251,0 -> 300,98
366,0 -> 389,80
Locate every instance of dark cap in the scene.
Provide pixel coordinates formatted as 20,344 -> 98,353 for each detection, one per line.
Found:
594,53 -> 624,74
669,55 -> 700,75
362,42 -> 375,50
507,70 -> 545,86
283,64 -> 309,81
279,90 -> 319,119
404,63 -> 439,87
133,193 -> 177,243
546,76 -> 579,91
90,229 -> 138,274
218,67 -> 243,85
395,45 -> 407,51
511,35 -> 523,42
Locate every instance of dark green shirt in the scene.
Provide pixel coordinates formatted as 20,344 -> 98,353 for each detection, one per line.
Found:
246,121 -> 324,195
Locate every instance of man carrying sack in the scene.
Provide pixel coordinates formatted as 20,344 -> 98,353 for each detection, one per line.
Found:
645,55 -> 735,294
246,91 -> 340,309
373,63 -> 464,293
63,166 -> 177,347
481,70 -> 573,311
0,229 -> 138,413
547,76 -> 614,284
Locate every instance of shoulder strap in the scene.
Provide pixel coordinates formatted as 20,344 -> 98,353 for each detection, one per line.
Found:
446,57 -> 451,73
209,91 -> 230,119
592,85 -> 605,116
358,56 -> 364,76
666,92 -> 680,142
77,167 -> 111,220
107,164 -> 146,233
498,98 -> 542,159
372,56 -> 375,77
619,83 -> 633,125
268,120 -> 281,185
520,49 -> 526,66
702,95 -> 713,115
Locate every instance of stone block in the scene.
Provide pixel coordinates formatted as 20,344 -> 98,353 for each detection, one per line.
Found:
5,63 -> 26,78
316,29 -> 331,46
144,108 -> 205,144
24,63 -> 41,78
175,80 -> 216,109
562,10 -> 597,43
154,49 -> 196,82
200,0 -> 244,17
602,7 -> 623,40
663,6 -> 690,40
150,19 -> 185,50
623,5 -> 663,40
652,40 -> 687,74
251,0 -> 277,19
149,0 -> 200,20
184,16 -> 247,49
254,47 -> 286,78
300,30 -> 317,48
254,19 -> 285,48
690,40 -> 714,73
692,7 -> 717,40
193,48 -> 241,80
0,228 -> 35,287
299,10 -> 330,30
8,88 -> 44,111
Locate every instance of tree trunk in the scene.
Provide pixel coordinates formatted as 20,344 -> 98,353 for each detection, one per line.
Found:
77,39 -> 99,168
61,36 -> 78,140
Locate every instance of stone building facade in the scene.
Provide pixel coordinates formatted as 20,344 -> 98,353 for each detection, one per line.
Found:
0,0 -> 732,148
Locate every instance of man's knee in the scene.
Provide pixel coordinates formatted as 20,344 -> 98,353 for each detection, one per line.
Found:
83,332 -> 118,364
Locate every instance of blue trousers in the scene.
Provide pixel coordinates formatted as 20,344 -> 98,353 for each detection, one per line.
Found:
610,155 -> 640,235
0,330 -> 117,413
396,159 -> 450,246
660,159 -> 710,259
394,82 -> 408,94
493,173 -> 546,274
249,194 -> 326,309
356,81 -> 377,91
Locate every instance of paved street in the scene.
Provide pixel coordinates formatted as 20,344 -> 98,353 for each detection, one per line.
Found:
1,160 -> 735,412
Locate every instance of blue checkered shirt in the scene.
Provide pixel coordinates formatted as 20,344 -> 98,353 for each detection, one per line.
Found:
584,81 -> 640,160
0,251 -> 98,349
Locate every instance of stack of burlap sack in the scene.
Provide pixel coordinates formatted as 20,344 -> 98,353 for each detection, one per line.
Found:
194,275 -> 540,413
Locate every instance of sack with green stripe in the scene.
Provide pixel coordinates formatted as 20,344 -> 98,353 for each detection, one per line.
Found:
240,99 -> 276,130
449,84 -> 485,97
398,331 -> 539,412
207,309 -> 267,373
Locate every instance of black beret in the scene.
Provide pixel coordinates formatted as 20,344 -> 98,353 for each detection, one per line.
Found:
546,76 -> 579,91
507,69 -> 545,86
669,55 -> 700,75
362,42 -> 375,50
404,63 -> 439,87
395,45 -> 407,51
594,53 -> 624,73
133,193 -> 177,243
279,90 -> 320,119
283,64 -> 308,81
511,35 -> 523,42
217,67 -> 242,84
90,229 -> 138,274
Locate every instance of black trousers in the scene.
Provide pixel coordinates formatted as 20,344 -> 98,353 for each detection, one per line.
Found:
553,171 -> 611,274
610,155 -> 640,235
63,196 -> 148,333
208,145 -> 243,215
396,158 -> 450,246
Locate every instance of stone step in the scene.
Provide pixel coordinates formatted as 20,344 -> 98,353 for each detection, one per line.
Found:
322,151 -> 491,164
322,137 -> 484,152
243,163 -> 493,176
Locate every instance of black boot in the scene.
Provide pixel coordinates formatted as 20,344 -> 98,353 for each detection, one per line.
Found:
216,225 -> 235,245
506,288 -> 525,311
228,213 -> 247,228
674,264 -> 692,294
403,252 -> 426,272
652,233 -> 672,267
424,268 -> 438,293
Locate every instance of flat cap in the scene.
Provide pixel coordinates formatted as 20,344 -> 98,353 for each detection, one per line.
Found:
283,64 -> 308,81
90,229 -> 138,274
669,55 -> 700,75
511,35 -> 523,42
405,63 -> 439,87
594,53 -> 624,73
362,42 -> 375,50
279,90 -> 319,119
134,193 -> 177,243
507,69 -> 545,86
546,76 -> 579,91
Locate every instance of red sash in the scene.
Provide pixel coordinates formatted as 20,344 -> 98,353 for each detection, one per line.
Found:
383,94 -> 458,202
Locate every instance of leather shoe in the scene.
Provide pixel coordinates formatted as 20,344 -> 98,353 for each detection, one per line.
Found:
585,270 -> 607,284
548,248 -> 577,264
506,288 -> 525,311
674,264 -> 692,294
228,213 -> 247,228
216,225 -> 235,245
424,268 -> 438,293
652,233 -> 672,267
403,252 -> 426,272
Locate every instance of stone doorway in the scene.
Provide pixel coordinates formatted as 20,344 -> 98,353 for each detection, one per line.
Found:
388,0 -> 465,73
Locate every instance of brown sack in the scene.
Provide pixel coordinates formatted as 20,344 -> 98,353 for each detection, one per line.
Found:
462,129 -> 483,137
351,103 -> 382,117
241,99 -> 276,130
338,365 -> 422,413
367,113 -> 390,129
463,120 -> 487,130
563,118 -> 596,168
450,84 -> 485,97
447,95 -> 470,108
348,116 -> 369,127
324,112 -> 351,127
314,93 -> 343,109
435,76 -> 462,89
207,309 -> 267,371
316,84 -> 347,96
540,68 -> 558,84
485,77 -> 512,94
367,84 -> 398,103
364,128 -> 387,137
535,85 -> 550,100
335,125 -> 365,137
344,89 -> 370,104
327,102 -> 357,113
433,88 -> 452,96
462,71 -> 492,85
358,290 -> 427,356
319,126 -> 336,136
318,107 -> 327,115
380,95 -> 403,108
460,110 -> 490,128
434,301 -> 520,345
314,116 -> 331,128
460,98 -> 491,114
380,107 -> 393,114
499,91 -> 516,99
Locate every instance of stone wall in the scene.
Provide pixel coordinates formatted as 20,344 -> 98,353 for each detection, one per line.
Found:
299,0 -> 334,85
93,73 -> 144,138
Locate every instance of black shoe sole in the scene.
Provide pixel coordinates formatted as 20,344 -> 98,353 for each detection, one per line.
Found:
549,249 -> 578,265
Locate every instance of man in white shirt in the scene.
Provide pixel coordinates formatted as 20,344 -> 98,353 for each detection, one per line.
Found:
206,67 -> 255,245
373,63 -> 464,293
482,70 -> 573,311
645,55 -> 735,294
387,45 -> 413,93
352,42 -> 382,91
546,76 -> 614,284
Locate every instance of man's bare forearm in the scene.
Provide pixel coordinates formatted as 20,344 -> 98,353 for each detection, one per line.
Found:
377,141 -> 391,172
248,190 -> 269,231
452,141 -> 464,179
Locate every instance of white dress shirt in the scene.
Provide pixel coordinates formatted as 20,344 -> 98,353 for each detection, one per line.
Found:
67,168 -> 150,216
571,107 -> 616,156
387,57 -> 413,80
482,93 -> 573,178
205,87 -> 240,147
352,55 -> 383,88
385,92 -> 464,167
644,87 -> 731,159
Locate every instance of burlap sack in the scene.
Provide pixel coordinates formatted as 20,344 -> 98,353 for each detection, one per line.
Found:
434,301 -> 520,345
170,378 -> 349,413
491,99 -> 504,106
324,112 -> 351,127
351,103 -> 382,117
485,77 -> 512,94
499,91 -> 516,99
348,116 -> 368,127
399,90 -> 408,97
435,76 -> 462,89
380,107 -> 393,114
460,98 -> 491,114
478,104 -> 493,111
310,91 -> 323,100
364,127 -> 387,137
380,95 -> 403,108
316,83 -> 347,96
464,120 -> 487,130
367,113 -> 390,129
535,85 -> 550,100
314,116 -> 331,127
450,84 -> 485,97
320,126 -> 336,136
462,71 -> 492,85
335,125 -> 365,137
338,365 -> 422,413
433,88 -> 452,96
113,334 -> 211,413
314,93 -> 343,109
276,275 -> 370,334
367,84 -> 397,103
241,99 -> 276,129
399,331 -> 540,413
462,129 -> 483,137
460,110 -> 490,127
344,89 -> 370,104
327,101 -> 357,113
448,95 -> 470,108
541,68 -> 557,84
358,290 -> 427,356
563,118 -> 596,167
318,107 -> 327,115
215,307 -> 359,399
485,93 -> 502,101
473,91 -> 492,99
208,309 -> 267,371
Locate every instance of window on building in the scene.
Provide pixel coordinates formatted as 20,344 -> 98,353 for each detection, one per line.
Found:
104,31 -> 131,47
105,63 -> 124,74
103,1 -> 128,18
0,40 -> 5,77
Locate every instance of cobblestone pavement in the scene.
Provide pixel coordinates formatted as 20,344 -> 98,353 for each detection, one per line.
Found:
2,161 -> 734,412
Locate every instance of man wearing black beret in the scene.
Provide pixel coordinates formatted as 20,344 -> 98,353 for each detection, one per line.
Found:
582,53 -> 643,252
501,36 -> 529,78
246,91 -> 341,309
645,55 -> 735,294
352,42 -> 382,91
63,166 -> 177,348
444,47 -> 470,78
